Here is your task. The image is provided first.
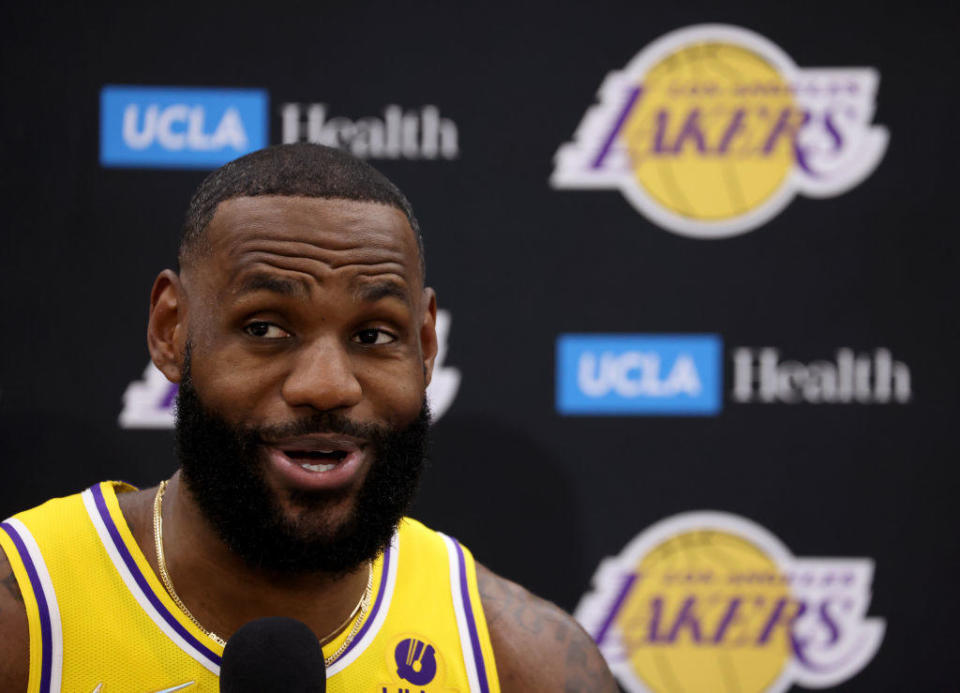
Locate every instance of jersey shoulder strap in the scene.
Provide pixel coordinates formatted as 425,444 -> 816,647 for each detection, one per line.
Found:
1,481 -> 222,693
0,484 -> 113,693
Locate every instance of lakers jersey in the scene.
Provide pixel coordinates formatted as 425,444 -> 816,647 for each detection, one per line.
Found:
0,482 -> 500,693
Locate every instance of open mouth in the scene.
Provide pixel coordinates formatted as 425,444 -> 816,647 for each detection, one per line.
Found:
283,449 -> 350,472
264,432 -> 366,481
265,439 -> 365,490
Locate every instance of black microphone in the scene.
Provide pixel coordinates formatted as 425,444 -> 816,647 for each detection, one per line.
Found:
219,617 -> 326,692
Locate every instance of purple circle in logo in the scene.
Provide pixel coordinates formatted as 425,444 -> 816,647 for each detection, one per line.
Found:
394,638 -> 438,685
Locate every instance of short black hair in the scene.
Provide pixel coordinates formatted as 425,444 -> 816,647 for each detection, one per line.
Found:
179,143 -> 424,275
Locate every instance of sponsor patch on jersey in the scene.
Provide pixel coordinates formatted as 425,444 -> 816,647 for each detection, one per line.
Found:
551,24 -> 888,238
576,512 -> 885,692
382,634 -> 459,692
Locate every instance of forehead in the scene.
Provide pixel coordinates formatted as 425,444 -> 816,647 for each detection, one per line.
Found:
198,195 -> 420,286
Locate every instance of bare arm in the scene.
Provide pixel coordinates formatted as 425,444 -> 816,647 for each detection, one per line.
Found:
0,545 -> 29,689
477,563 -> 618,693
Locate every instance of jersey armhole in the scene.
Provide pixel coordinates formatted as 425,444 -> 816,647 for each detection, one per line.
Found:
441,535 -> 501,693
0,520 -> 52,693
461,545 -> 501,693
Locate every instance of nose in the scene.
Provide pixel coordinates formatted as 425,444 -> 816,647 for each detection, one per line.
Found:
281,337 -> 363,412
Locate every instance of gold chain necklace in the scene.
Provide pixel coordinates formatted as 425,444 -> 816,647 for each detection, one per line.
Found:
153,480 -> 373,665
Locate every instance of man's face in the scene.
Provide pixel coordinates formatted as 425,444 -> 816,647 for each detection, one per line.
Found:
161,196 -> 437,573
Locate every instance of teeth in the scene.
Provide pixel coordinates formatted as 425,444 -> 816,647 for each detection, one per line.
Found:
299,462 -> 337,472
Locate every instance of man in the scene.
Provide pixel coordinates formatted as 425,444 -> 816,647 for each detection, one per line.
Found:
0,144 -> 617,692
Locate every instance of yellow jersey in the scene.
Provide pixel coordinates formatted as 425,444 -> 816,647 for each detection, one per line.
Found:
0,481 -> 500,693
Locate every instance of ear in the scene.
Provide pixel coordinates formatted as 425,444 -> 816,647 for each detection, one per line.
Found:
420,288 -> 438,387
147,270 -> 187,384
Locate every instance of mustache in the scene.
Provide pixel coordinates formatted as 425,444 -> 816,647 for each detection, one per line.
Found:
246,411 -> 390,446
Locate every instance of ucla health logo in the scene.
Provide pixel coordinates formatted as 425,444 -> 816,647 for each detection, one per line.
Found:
100,85 -> 268,168
577,512 -> 885,692
551,25 -> 888,238
557,334 -> 721,415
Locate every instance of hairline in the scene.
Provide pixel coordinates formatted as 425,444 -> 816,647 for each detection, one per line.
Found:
178,193 -> 427,284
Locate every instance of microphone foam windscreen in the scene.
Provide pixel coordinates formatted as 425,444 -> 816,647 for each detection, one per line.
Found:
219,617 -> 326,692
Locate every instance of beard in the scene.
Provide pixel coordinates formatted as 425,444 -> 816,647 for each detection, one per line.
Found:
174,353 -> 430,576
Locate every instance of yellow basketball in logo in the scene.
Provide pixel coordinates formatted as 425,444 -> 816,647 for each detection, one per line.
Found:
621,42 -> 798,222
615,529 -> 793,693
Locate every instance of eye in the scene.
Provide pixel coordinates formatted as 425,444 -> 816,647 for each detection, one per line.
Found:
352,328 -> 396,345
243,321 -> 291,339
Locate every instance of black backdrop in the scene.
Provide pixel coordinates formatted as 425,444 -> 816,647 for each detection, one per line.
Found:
2,2 -> 958,691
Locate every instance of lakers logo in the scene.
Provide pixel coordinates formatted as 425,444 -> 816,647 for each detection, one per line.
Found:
576,512 -> 885,692
551,25 -> 888,238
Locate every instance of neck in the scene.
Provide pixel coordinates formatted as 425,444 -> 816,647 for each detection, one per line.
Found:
122,472 -> 372,644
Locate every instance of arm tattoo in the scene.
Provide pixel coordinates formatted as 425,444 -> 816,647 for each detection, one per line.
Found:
478,568 -> 619,693
561,626 -> 619,693
479,568 -> 556,636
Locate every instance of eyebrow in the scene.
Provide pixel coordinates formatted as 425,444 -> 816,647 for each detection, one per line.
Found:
353,280 -> 411,305
235,272 -> 310,297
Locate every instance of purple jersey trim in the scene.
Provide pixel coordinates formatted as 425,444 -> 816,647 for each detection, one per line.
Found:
453,538 -> 490,693
1,521 -> 53,693
327,541 -> 393,666
90,484 -> 222,667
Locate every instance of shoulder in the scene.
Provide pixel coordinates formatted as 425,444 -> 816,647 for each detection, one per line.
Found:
476,563 -> 618,693
0,541 -> 29,690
